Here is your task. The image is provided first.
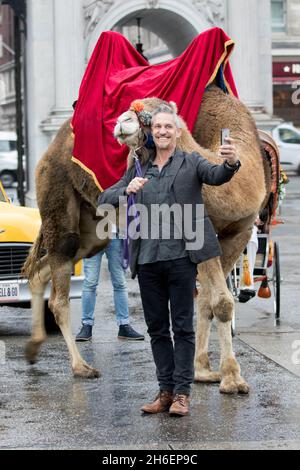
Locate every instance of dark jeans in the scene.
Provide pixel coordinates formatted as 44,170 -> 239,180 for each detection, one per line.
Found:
137,257 -> 197,395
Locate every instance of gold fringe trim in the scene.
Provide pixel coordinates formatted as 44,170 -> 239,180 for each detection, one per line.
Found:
206,39 -> 235,96
71,156 -> 104,192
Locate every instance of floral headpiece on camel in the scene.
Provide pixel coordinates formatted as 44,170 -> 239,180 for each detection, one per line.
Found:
130,100 -> 152,127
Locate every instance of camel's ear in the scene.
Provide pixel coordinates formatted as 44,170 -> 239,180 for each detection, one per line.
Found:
169,101 -> 178,113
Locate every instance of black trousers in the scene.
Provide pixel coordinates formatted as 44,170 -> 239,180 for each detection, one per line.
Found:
137,257 -> 197,395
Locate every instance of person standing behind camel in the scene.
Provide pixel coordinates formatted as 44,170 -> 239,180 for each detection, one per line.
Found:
99,104 -> 240,416
76,224 -> 144,342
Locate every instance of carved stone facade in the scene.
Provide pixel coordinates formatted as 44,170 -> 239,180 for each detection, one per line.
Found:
146,0 -> 160,8
192,0 -> 225,26
83,0 -> 115,38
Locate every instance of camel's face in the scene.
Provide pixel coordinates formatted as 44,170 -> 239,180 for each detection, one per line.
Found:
114,110 -> 144,147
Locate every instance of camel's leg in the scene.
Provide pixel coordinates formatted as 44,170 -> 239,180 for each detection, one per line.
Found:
48,253 -> 100,378
194,261 -> 221,383
27,201 -> 107,376
214,290 -> 249,394
216,320 -> 249,394
47,206 -> 108,378
218,216 -> 255,278
195,256 -> 249,393
213,227 -> 254,394
25,255 -> 51,364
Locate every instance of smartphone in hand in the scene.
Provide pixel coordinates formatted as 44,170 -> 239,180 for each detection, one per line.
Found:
221,128 -> 230,145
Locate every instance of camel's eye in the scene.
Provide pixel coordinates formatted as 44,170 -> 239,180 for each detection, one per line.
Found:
124,117 -> 132,122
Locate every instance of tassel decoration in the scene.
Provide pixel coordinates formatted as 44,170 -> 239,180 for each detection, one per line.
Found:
267,240 -> 273,268
258,277 -> 271,298
242,254 -> 251,286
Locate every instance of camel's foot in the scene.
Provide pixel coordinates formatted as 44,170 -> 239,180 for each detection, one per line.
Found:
73,362 -> 101,379
219,357 -> 249,394
194,370 -> 221,383
219,375 -> 249,394
25,339 -> 44,364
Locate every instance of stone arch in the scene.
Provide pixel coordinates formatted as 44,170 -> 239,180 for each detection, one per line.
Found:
87,0 -> 212,59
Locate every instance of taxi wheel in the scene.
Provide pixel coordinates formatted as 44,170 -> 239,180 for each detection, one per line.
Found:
44,302 -> 61,334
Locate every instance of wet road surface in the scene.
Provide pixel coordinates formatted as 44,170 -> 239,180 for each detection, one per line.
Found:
1,308 -> 300,450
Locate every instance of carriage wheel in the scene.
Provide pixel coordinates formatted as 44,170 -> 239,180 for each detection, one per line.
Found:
272,242 -> 280,325
226,273 -> 237,336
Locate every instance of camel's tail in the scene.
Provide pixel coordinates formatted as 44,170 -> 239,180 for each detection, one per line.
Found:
22,229 -> 44,280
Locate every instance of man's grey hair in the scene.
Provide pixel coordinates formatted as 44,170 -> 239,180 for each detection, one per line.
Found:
151,104 -> 182,129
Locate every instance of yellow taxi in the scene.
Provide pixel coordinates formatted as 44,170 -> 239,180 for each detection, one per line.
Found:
0,181 -> 83,329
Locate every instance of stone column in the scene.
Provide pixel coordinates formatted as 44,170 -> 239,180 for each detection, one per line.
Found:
227,0 -> 263,109
25,0 -> 55,206
226,0 -> 278,128
258,0 -> 273,116
40,0 -> 85,134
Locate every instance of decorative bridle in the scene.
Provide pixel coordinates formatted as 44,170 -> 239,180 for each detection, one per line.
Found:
122,100 -> 153,268
121,146 -> 143,269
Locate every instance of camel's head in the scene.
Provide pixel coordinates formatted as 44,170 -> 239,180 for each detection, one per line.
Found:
114,98 -> 180,150
114,100 -> 153,149
114,109 -> 143,148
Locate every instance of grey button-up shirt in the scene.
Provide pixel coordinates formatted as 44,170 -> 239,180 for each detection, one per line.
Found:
138,154 -> 187,265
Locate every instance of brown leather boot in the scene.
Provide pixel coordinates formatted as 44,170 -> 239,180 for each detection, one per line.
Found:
141,391 -> 173,414
169,394 -> 190,416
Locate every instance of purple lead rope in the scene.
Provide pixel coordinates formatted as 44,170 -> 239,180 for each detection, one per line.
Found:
122,154 -> 143,269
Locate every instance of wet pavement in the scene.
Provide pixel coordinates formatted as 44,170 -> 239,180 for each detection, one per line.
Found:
1,310 -> 300,450
0,177 -> 300,450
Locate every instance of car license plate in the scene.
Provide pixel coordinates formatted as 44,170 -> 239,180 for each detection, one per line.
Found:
0,283 -> 20,302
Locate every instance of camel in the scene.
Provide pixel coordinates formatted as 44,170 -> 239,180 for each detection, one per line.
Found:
23,84 -> 272,392
113,85 -> 273,394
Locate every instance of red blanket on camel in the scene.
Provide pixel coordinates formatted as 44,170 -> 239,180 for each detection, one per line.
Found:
71,27 -> 238,190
